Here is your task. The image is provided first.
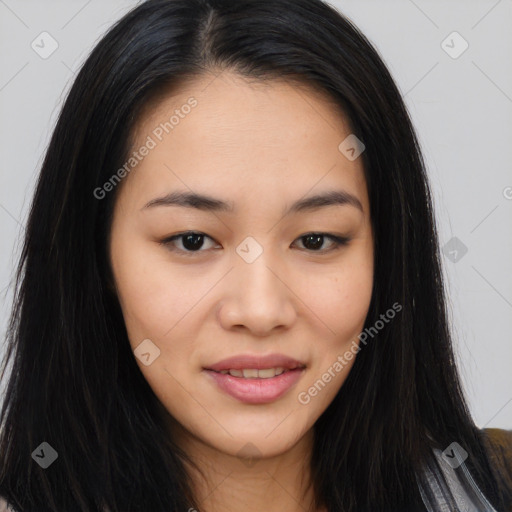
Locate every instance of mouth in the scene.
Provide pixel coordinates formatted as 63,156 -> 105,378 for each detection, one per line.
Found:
202,354 -> 307,404
204,353 -> 307,375
207,366 -> 305,379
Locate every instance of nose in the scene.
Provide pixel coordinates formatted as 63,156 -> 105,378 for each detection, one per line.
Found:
217,254 -> 297,336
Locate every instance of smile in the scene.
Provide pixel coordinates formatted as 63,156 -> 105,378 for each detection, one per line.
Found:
204,367 -> 305,404
212,367 -> 295,378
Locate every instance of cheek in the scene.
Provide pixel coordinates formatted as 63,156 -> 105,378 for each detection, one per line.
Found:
111,242 -> 203,405
334,273 -> 373,335
110,233 -> 188,344
111,226 -> 207,326
303,272 -> 371,365
333,242 -> 374,334
297,253 -> 373,341
317,277 -> 371,333
295,250 -> 373,406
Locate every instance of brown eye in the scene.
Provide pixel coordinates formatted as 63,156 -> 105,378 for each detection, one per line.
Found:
293,233 -> 350,253
160,231 -> 350,257
161,231 -> 218,255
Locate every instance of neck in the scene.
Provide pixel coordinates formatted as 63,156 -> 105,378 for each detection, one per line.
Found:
167,416 -> 324,512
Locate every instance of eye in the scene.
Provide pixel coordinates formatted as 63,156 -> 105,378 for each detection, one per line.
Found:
160,231 -> 219,255
160,231 -> 351,256
292,233 -> 350,253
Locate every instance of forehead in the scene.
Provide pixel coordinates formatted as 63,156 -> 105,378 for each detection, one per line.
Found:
135,70 -> 353,146
125,70 -> 368,211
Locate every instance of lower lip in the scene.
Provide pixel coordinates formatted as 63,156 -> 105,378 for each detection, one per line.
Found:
203,368 -> 305,404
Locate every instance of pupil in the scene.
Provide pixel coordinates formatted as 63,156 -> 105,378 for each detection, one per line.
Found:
304,234 -> 323,250
180,234 -> 325,252
183,233 -> 204,251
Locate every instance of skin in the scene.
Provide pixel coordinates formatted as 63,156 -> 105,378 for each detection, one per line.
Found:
109,70 -> 374,512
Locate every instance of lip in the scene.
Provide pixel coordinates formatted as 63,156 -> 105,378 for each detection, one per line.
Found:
203,353 -> 307,404
203,367 -> 306,404
204,353 -> 306,372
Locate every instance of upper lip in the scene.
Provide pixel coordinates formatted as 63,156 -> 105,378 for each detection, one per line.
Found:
204,354 -> 306,372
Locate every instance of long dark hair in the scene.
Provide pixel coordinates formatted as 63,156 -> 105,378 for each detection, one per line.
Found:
0,0 -> 504,510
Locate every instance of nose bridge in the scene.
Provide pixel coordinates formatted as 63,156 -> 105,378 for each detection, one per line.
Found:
219,240 -> 296,333
235,244 -> 285,304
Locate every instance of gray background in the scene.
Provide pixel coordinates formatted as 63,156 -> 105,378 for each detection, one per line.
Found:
0,0 -> 511,428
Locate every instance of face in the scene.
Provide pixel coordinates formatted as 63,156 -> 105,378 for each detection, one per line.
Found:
109,70 -> 374,461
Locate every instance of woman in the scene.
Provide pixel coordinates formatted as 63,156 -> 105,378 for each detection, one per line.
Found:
0,0 -> 510,510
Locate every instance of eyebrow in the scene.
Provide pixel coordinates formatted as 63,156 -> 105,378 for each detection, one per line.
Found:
142,189 -> 363,214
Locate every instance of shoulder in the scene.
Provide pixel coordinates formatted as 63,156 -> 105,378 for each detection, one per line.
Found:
480,428 -> 512,506
481,428 -> 512,470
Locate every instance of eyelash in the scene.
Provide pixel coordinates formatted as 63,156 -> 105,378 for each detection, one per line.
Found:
160,231 -> 351,256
